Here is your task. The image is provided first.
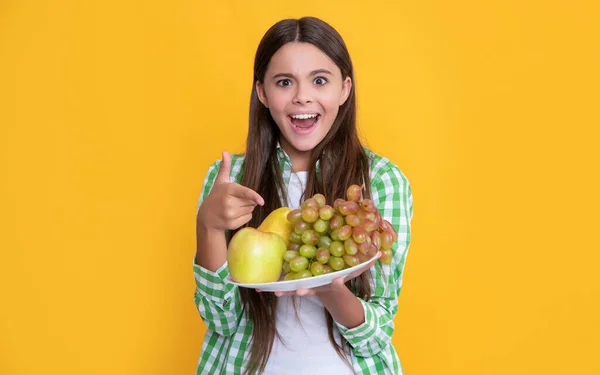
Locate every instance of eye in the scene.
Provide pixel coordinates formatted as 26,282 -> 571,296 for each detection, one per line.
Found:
314,77 -> 328,85
277,79 -> 292,87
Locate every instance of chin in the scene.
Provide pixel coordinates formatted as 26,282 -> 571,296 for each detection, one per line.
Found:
288,139 -> 321,153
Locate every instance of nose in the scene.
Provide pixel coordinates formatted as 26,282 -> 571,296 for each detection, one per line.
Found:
292,82 -> 313,104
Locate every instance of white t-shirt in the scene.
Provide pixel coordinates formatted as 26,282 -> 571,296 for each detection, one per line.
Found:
262,172 -> 354,375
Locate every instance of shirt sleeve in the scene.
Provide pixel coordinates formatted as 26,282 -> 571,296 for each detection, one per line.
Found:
335,160 -> 413,361
193,160 -> 244,337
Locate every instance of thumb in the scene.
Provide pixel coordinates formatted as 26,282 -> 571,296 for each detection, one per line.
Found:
215,151 -> 231,184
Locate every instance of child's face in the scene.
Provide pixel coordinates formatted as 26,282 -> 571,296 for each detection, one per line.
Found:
256,42 -> 352,163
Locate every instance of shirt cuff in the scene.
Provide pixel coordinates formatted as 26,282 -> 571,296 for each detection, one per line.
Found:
193,259 -> 237,304
334,298 -> 379,347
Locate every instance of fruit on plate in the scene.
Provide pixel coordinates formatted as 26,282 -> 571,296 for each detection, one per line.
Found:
281,185 -> 399,280
227,227 -> 286,283
257,207 -> 294,246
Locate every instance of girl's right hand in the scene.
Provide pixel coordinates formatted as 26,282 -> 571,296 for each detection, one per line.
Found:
197,151 -> 265,231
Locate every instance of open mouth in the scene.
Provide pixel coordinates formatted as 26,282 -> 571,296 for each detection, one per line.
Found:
289,113 -> 320,135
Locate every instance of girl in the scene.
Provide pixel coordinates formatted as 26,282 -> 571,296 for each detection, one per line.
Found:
193,17 -> 413,375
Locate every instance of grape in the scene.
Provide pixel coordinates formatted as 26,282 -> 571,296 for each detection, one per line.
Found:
364,212 -> 377,222
344,238 -> 358,255
374,211 -> 382,227
337,225 -> 352,241
329,241 -> 344,257
322,265 -> 334,274
391,230 -> 398,243
370,231 -> 382,250
346,184 -> 362,202
333,198 -> 345,210
343,254 -> 360,267
329,229 -> 339,241
290,256 -> 309,272
329,214 -> 344,230
296,269 -> 313,279
294,221 -> 310,234
302,198 -> 320,210
284,272 -> 297,281
289,232 -> 303,244
357,240 -> 370,255
301,207 -> 319,223
288,243 -> 301,251
301,230 -> 319,246
338,201 -> 359,216
367,244 -> 378,258
283,261 -> 291,273
345,214 -> 360,227
356,209 -> 367,220
318,235 -> 332,249
312,194 -> 326,207
380,220 -> 398,241
357,253 -> 371,263
328,256 -> 345,271
313,218 -> 329,234
299,244 -> 317,258
381,231 -> 394,250
310,262 -> 326,276
283,250 -> 299,262
363,219 -> 377,232
316,248 -> 330,264
287,209 -> 303,223
360,199 -> 376,212
319,205 -> 334,221
352,226 -> 368,243
380,249 -> 393,264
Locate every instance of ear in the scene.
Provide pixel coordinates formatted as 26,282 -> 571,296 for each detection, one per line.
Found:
256,81 -> 269,108
339,76 -> 352,106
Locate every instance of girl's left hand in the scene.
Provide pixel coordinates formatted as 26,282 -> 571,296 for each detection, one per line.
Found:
261,251 -> 381,297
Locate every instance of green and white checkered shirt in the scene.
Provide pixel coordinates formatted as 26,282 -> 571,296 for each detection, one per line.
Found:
193,146 -> 413,375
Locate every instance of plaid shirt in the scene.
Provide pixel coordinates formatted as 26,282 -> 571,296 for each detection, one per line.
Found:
193,146 -> 413,375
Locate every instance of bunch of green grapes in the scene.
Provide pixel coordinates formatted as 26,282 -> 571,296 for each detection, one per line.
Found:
282,184 -> 398,280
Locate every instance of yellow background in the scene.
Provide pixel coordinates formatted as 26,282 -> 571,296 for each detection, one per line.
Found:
1,1 -> 599,374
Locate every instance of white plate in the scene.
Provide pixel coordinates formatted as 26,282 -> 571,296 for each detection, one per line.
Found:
224,253 -> 380,292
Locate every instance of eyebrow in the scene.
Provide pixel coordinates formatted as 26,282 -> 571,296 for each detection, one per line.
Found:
272,69 -> 333,79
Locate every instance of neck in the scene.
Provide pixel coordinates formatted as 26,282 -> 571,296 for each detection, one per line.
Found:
292,161 -> 309,173
279,138 -> 311,172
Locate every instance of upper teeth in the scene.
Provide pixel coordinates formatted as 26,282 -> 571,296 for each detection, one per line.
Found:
291,114 -> 318,119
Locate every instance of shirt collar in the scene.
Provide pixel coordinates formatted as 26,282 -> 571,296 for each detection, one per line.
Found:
275,141 -> 292,167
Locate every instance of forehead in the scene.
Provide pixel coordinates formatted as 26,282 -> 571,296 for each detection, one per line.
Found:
266,42 -> 341,77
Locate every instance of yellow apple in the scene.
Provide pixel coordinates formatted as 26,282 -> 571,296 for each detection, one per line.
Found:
227,227 -> 286,283
257,207 -> 294,246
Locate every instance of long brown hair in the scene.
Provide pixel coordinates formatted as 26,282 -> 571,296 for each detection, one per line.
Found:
233,17 -> 373,375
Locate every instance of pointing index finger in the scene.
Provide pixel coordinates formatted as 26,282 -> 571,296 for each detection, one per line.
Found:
231,184 -> 264,206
